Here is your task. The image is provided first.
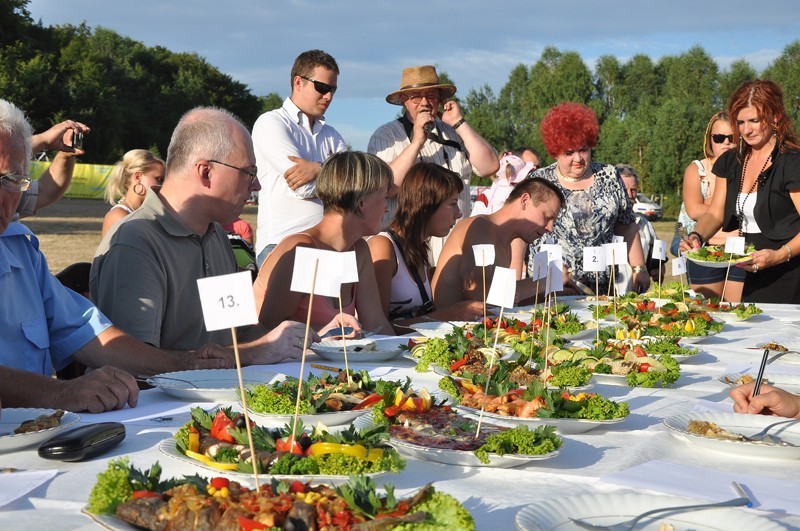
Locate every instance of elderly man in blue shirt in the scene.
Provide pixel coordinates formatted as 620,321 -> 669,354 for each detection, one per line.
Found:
0,99 -> 232,413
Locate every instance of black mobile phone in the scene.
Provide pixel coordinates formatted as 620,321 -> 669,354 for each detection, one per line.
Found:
72,132 -> 84,150
38,422 -> 125,461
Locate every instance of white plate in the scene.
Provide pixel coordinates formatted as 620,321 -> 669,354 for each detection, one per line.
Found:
408,321 -> 471,338
312,338 -> 404,363
684,253 -> 753,269
667,329 -> 720,344
244,407 -> 370,428
514,492 -> 785,530
389,437 -> 559,468
718,372 -> 800,393
157,438 -> 387,483
663,411 -> 800,459
454,404 -> 626,434
147,368 -> 280,401
590,373 -> 630,386
0,408 -> 80,453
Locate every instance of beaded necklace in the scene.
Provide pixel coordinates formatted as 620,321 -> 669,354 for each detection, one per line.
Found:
736,150 -> 773,236
555,164 -> 591,183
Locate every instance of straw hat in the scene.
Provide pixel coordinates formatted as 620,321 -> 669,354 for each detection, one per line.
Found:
386,65 -> 457,105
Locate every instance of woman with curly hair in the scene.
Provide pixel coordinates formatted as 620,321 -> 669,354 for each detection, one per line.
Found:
367,162 -> 483,326
682,80 -> 800,303
525,102 -> 648,294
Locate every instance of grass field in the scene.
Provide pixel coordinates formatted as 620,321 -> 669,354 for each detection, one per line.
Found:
23,198 -> 678,283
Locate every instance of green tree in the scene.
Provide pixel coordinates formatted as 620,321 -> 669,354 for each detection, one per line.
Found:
763,40 -> 800,126
258,92 -> 283,114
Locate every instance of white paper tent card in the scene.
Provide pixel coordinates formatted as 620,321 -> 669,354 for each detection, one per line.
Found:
290,247 -> 357,297
603,241 -> 628,266
725,236 -> 746,256
197,271 -> 259,331
530,251 -> 548,281
486,266 -> 517,308
472,244 -> 495,266
540,243 -> 562,263
672,255 -> 687,275
583,246 -> 606,272
653,239 -> 667,261
545,260 -> 564,294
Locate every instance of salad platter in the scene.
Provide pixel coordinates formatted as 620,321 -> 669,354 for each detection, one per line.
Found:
684,244 -> 754,269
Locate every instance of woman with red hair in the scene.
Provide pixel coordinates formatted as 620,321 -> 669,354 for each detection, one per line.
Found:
526,102 -> 649,294
682,80 -> 800,303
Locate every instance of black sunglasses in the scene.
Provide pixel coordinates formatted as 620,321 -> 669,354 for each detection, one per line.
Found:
711,133 -> 734,144
299,76 -> 337,95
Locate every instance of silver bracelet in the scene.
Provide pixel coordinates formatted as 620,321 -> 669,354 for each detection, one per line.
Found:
784,244 -> 793,262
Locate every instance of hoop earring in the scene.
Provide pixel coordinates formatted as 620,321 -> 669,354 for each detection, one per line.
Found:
133,182 -> 146,196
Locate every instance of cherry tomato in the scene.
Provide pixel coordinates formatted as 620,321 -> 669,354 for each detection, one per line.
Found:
210,477 -> 230,490
638,363 -> 651,373
407,339 -> 417,348
289,480 -> 305,494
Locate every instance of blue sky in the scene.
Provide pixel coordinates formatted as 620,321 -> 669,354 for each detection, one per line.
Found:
28,0 -> 800,150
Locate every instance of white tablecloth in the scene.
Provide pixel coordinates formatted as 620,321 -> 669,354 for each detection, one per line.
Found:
3,304 -> 800,530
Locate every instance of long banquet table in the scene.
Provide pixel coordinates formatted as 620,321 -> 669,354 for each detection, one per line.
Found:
3,303 -> 800,530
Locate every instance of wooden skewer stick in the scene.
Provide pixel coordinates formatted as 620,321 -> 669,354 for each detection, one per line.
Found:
337,296 -> 352,386
232,327 -> 259,489
291,259 -> 318,450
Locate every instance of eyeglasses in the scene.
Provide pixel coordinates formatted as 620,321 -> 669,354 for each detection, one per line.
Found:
712,134 -> 734,144
0,172 -> 31,193
405,91 -> 440,103
299,76 -> 337,95
207,160 -> 259,186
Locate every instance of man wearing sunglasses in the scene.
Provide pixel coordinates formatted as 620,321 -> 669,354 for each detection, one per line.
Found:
368,65 -> 499,263
252,49 -> 347,266
92,106 -> 321,368
0,99 -> 246,413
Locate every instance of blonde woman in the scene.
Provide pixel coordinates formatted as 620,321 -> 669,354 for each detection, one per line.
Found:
102,149 -> 165,236
677,112 -> 744,301
253,151 -> 394,335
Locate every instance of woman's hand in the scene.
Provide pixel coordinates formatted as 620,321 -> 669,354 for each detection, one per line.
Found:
730,381 -> 800,418
740,248 -> 786,274
632,270 -> 651,293
679,233 -> 703,253
318,313 -> 363,339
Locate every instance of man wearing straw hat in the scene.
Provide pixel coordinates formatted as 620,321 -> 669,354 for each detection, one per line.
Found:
368,65 -> 499,262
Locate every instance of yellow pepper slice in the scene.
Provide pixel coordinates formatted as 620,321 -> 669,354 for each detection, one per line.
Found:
185,450 -> 239,471
307,443 -> 384,461
188,432 -> 200,453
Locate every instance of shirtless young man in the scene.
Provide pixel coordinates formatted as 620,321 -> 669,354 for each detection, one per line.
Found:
431,177 -> 564,308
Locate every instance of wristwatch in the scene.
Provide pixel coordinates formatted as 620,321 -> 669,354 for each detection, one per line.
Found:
631,265 -> 646,274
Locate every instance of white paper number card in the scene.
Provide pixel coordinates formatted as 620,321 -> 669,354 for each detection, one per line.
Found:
290,247 -> 356,297
725,236 -> 746,256
486,266 -> 516,308
672,255 -> 687,275
653,239 -> 667,261
583,246 -> 606,272
472,244 -> 495,266
197,271 -> 258,331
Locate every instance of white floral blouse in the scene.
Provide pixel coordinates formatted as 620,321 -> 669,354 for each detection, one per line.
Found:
526,162 -> 635,291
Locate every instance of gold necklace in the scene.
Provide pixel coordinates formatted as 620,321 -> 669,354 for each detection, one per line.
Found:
556,164 -> 590,183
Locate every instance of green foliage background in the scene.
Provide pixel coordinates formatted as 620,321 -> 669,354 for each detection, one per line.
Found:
4,1 -> 800,216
